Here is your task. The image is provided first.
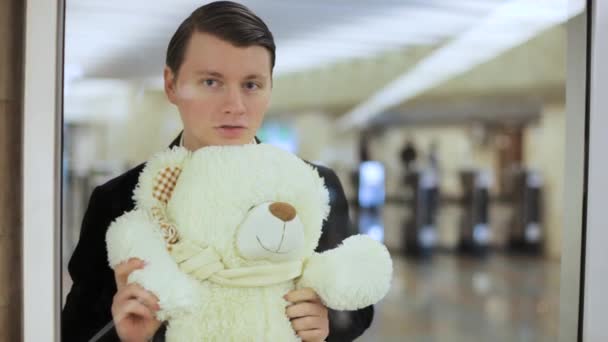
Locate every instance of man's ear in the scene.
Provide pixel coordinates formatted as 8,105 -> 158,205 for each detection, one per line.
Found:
164,66 -> 177,104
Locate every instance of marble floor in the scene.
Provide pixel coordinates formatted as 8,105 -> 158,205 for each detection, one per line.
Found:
358,254 -> 560,342
62,251 -> 560,341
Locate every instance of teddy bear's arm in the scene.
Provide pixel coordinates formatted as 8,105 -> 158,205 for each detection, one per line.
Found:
106,209 -> 199,320
297,235 -> 393,311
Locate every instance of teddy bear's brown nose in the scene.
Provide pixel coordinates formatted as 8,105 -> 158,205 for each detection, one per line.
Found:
269,202 -> 297,222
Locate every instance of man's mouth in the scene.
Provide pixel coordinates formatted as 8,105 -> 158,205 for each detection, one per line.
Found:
216,124 -> 247,129
215,125 -> 247,138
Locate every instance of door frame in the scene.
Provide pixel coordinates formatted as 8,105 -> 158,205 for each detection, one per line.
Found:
22,0 -> 64,341
579,0 -> 608,340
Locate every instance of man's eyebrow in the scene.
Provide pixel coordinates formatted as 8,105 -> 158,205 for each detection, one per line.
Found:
194,71 -> 267,80
244,74 -> 266,80
194,70 -> 224,78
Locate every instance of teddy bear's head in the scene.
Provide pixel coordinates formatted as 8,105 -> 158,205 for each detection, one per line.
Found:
133,144 -> 330,269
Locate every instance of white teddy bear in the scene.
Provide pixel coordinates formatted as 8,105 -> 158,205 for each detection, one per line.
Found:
106,144 -> 392,341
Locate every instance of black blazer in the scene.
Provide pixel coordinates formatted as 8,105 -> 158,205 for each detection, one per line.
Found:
61,135 -> 374,342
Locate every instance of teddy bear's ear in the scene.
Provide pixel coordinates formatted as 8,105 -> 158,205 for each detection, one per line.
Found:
133,146 -> 190,210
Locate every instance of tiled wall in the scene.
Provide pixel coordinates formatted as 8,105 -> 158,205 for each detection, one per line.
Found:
0,0 -> 23,340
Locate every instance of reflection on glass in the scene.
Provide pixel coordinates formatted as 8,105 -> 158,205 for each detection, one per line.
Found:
62,0 -> 575,341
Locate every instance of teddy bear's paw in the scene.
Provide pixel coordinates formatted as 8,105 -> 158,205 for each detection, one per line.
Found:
155,275 -> 204,320
106,209 -> 165,268
298,235 -> 393,310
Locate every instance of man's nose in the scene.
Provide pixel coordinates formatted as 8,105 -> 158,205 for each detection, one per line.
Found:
222,87 -> 246,115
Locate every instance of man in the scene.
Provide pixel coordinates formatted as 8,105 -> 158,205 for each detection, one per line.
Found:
400,139 -> 417,174
61,2 -> 373,341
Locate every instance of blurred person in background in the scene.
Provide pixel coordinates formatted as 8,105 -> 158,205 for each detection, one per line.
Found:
400,138 -> 417,173
358,129 -> 372,163
428,140 -> 440,174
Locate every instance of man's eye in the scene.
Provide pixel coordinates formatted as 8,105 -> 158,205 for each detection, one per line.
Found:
244,82 -> 259,90
203,79 -> 218,87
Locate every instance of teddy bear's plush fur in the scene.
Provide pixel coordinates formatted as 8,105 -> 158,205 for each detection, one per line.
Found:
106,144 -> 392,341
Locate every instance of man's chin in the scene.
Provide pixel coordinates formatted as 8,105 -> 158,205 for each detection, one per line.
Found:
210,136 -> 255,147
187,132 -> 255,150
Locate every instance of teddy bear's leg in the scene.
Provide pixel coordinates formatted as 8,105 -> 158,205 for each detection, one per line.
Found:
106,209 -> 200,320
297,235 -> 392,311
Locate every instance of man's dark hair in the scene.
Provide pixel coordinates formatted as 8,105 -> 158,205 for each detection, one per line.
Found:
166,1 -> 276,77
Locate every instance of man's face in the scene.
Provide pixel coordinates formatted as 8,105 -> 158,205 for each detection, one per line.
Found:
164,32 -> 272,149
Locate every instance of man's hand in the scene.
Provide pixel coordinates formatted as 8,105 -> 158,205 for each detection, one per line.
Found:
112,258 -> 162,342
285,288 -> 329,342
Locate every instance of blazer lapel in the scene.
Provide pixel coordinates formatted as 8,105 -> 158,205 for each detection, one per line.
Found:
169,131 -> 261,148
169,132 -> 182,148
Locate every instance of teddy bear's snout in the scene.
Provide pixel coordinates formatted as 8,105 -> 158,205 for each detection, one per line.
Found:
236,201 -> 305,261
269,202 -> 296,222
